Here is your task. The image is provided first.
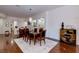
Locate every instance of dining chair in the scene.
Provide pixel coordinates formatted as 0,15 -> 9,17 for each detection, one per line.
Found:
19,28 -> 25,38
38,30 -> 46,46
28,32 -> 39,45
39,28 -> 43,32
25,29 -> 30,42
34,28 -> 37,32
29,33 -> 34,45
24,28 -> 29,41
5,31 -> 10,37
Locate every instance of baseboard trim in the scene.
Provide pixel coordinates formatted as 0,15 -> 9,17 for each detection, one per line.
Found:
45,37 -> 59,42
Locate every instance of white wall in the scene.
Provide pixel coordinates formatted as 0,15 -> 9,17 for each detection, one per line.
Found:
0,18 -> 12,34
46,5 -> 79,45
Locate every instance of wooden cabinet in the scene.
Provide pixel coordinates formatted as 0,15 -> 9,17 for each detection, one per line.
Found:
60,29 -> 76,45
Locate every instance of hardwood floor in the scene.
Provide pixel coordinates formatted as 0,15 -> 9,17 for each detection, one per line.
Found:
49,42 -> 79,53
0,34 -> 79,53
0,35 -> 22,53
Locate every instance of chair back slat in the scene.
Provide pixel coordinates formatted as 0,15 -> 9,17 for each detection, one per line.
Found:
42,30 -> 46,37
39,28 -> 43,32
34,28 -> 37,32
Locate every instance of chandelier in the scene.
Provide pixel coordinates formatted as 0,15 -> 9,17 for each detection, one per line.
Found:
29,8 -> 32,22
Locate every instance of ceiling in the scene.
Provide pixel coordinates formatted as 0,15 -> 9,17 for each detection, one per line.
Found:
0,5 -> 63,18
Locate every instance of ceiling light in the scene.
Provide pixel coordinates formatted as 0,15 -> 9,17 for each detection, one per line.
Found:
29,8 -> 32,22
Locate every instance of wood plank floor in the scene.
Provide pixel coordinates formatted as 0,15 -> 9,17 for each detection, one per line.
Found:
0,34 -> 79,53
0,35 -> 22,53
49,42 -> 79,53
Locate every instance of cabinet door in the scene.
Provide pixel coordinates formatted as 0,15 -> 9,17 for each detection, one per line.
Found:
60,29 -> 76,45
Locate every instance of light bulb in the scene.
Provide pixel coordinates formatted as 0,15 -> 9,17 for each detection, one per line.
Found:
29,17 -> 32,22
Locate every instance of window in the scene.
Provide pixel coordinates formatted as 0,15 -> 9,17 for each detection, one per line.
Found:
32,20 -> 37,27
28,17 -> 45,28
37,17 -> 45,28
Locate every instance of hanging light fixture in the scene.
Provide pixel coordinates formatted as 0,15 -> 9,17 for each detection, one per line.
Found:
29,8 -> 32,22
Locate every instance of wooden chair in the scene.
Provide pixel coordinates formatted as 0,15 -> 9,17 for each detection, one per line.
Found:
39,28 -> 43,32
34,28 -> 37,32
5,31 -> 10,37
24,28 -> 29,40
29,33 -> 34,45
25,28 -> 29,42
28,32 -> 39,45
19,28 -> 25,39
38,30 -> 46,46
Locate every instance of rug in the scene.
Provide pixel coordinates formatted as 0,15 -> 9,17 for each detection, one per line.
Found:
14,38 -> 58,53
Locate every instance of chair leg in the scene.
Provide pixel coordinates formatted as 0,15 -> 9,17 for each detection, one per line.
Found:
43,38 -> 46,44
29,38 -> 31,45
34,39 -> 36,45
25,36 -> 26,41
40,40 -> 41,46
23,35 -> 25,40
26,36 -> 29,42
23,36 -> 24,40
26,38 -> 28,42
